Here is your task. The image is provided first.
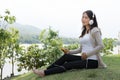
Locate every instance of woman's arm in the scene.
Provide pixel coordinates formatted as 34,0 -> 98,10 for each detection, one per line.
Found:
86,29 -> 104,57
68,45 -> 82,54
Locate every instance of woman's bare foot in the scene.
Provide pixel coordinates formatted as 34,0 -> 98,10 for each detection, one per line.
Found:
33,69 -> 45,77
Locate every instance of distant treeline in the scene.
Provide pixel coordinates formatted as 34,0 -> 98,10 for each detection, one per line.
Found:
61,37 -> 79,44
19,34 -> 40,43
19,34 -> 79,44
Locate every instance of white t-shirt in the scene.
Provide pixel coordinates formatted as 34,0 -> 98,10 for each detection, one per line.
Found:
80,33 -> 97,60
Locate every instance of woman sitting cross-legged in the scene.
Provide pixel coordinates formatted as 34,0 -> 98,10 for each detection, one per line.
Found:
33,10 -> 107,77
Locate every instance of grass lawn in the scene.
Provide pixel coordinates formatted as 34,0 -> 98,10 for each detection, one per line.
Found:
11,55 -> 120,80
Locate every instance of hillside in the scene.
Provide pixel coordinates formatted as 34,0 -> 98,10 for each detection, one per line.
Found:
11,55 -> 120,80
8,23 -> 80,44
9,23 -> 41,43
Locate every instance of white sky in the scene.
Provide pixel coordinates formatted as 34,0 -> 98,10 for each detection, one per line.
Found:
0,0 -> 120,38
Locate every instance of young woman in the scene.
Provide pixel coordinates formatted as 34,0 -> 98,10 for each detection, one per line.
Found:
33,10 -> 107,77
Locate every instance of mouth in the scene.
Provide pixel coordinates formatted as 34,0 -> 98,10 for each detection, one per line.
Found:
82,22 -> 86,25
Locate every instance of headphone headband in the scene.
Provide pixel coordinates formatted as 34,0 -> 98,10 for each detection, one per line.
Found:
92,13 -> 94,19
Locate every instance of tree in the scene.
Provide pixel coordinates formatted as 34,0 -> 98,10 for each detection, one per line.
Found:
0,9 -> 16,80
7,28 -> 20,77
0,29 -> 11,80
102,38 -> 117,55
63,43 -> 79,50
17,44 -> 45,71
39,27 -> 63,64
17,27 -> 63,71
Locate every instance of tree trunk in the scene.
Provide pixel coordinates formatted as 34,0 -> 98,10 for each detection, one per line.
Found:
11,53 -> 14,77
0,68 -> 3,80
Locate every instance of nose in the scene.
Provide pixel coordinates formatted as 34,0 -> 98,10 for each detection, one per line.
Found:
82,17 -> 86,21
82,18 -> 86,23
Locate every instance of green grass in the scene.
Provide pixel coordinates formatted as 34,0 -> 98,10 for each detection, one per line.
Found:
11,55 -> 120,80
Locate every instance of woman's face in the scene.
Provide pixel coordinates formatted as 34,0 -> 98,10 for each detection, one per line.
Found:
81,13 -> 90,26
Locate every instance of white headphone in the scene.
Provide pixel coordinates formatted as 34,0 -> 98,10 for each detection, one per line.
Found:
89,13 -> 94,25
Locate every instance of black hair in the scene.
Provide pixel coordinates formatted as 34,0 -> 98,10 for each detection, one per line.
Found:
80,10 -> 98,37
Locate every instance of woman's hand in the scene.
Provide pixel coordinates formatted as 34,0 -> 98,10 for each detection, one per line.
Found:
81,53 -> 87,60
61,48 -> 69,54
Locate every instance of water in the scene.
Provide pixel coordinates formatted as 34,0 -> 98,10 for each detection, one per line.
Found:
3,59 -> 28,79
2,44 -> 43,79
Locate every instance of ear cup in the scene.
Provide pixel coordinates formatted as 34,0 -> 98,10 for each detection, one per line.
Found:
89,20 -> 94,25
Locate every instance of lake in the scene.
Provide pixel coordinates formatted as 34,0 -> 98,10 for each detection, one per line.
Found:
2,44 -> 43,79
